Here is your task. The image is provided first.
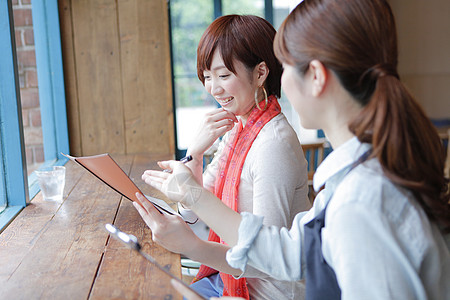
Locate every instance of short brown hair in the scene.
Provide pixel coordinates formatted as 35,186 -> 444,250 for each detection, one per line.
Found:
197,15 -> 282,98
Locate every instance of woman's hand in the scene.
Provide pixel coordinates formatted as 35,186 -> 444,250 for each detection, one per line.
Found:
188,108 -> 237,158
133,193 -> 200,254
142,161 -> 204,208
170,279 -> 244,300
142,160 -> 242,247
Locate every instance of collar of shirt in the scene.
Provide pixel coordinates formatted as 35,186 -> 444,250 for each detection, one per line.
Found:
313,137 -> 372,193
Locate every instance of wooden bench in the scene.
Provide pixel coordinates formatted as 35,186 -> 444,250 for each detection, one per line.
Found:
0,153 -> 181,299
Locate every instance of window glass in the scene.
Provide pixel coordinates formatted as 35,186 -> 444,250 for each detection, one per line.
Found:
13,1 -> 44,176
272,0 -> 320,143
222,0 -> 264,16
4,1 -> 69,206
0,0 -> 28,230
1,0 -> 68,231
170,0 -> 216,151
273,1 -> 302,141
273,0 -> 293,29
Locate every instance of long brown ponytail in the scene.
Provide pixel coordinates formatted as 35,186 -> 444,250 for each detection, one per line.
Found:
351,72 -> 449,231
275,0 -> 450,231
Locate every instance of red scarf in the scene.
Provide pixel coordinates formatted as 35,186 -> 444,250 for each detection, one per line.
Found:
193,95 -> 281,299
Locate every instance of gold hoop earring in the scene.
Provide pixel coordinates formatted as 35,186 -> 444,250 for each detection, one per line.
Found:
255,86 -> 268,111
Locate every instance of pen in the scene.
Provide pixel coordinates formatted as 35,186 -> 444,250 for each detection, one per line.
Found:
179,155 -> 193,164
163,155 -> 193,173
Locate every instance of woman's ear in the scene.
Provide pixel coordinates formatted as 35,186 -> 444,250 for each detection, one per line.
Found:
256,61 -> 269,87
309,60 -> 327,97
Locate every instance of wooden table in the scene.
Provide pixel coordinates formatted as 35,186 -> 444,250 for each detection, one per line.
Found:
0,154 -> 181,299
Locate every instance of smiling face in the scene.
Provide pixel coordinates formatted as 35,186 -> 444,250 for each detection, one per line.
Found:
203,51 -> 259,123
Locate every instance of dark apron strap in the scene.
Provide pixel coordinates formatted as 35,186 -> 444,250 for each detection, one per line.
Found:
304,206 -> 341,300
304,149 -> 371,300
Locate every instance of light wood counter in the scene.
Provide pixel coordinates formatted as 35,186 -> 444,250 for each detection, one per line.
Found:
0,154 -> 181,299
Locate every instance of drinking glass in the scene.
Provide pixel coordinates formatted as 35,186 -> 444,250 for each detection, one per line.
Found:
35,166 -> 66,201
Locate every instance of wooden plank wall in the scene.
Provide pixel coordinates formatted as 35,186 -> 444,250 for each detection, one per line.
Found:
58,0 -> 175,157
390,0 -> 450,120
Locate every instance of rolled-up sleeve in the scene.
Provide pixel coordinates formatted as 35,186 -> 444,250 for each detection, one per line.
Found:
226,212 -> 264,273
227,211 -> 310,281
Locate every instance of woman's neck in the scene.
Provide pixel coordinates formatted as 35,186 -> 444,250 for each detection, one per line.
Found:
320,79 -> 362,149
239,104 -> 258,127
240,115 -> 248,127
241,91 -> 267,127
323,124 -> 355,149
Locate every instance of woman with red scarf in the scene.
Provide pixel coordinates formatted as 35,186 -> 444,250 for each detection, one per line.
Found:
134,15 -> 310,299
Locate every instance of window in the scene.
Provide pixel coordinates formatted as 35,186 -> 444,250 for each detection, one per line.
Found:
169,0 -> 319,158
0,0 -> 69,232
14,0 -> 45,177
222,0 -> 264,17
169,0 -> 215,156
27,1 -> 69,198
0,0 -> 28,230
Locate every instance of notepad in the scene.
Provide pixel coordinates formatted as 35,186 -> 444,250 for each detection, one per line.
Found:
62,153 -> 178,216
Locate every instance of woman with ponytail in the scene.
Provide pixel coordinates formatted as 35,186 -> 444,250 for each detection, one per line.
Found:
143,1 -> 450,299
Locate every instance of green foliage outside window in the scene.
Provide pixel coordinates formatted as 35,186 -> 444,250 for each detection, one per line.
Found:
222,0 -> 264,17
170,0 -> 214,107
170,0 -> 265,108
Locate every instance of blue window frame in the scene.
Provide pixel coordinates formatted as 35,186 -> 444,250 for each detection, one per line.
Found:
28,0 -> 69,198
0,0 -> 69,232
0,0 -> 28,231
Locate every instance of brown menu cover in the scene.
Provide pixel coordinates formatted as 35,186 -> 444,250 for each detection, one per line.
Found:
62,153 -> 176,216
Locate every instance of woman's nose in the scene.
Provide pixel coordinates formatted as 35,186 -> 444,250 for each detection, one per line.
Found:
210,79 -> 223,96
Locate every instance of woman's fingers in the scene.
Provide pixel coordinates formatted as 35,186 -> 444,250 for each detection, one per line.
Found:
206,107 -> 238,123
205,114 -> 236,129
188,108 -> 237,157
142,169 -> 170,190
134,194 -> 198,254
203,110 -> 237,137
142,176 -> 163,191
155,160 -> 179,171
133,201 -> 157,231
135,193 -> 160,215
212,118 -> 236,128
142,169 -> 169,180
133,193 -> 163,227
208,119 -> 235,135
141,161 -> 202,207
156,160 -> 191,174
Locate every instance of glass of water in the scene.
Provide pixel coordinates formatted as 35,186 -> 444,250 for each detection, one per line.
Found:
35,166 -> 66,202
